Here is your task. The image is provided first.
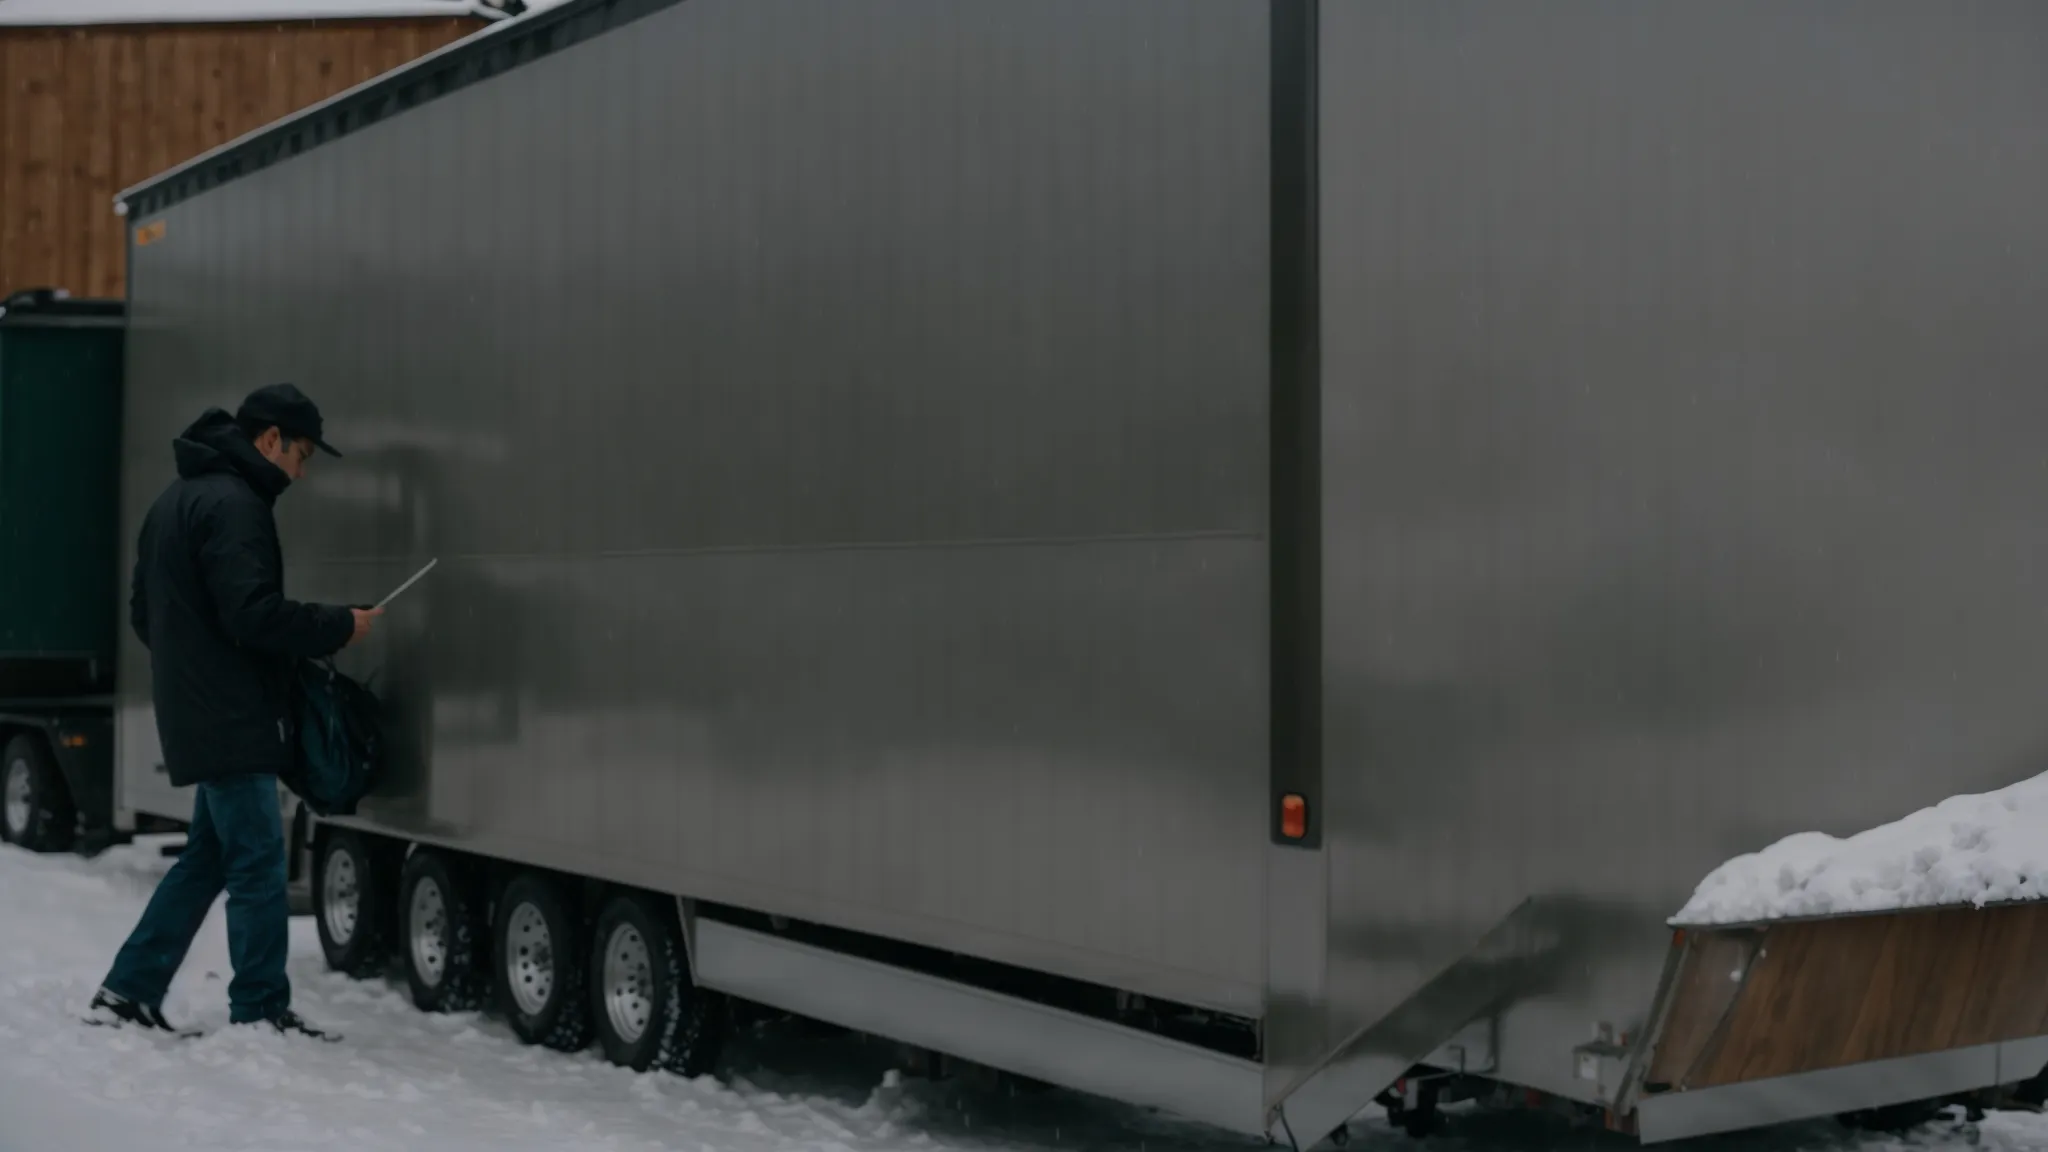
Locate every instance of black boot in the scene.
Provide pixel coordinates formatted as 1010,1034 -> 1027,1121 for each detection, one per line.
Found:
258,1009 -> 341,1043
84,988 -> 200,1037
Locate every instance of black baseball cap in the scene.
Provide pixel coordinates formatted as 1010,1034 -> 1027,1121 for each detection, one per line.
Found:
237,383 -> 341,458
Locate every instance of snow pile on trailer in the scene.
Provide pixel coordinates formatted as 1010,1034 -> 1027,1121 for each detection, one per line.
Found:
1673,771 -> 2048,925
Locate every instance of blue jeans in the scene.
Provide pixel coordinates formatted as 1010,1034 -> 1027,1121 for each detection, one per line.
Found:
102,774 -> 290,1024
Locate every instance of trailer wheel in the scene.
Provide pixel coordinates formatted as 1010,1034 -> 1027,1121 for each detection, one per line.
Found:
399,849 -> 488,1013
1,733 -> 75,853
493,872 -> 591,1052
588,890 -> 725,1076
314,829 -> 391,977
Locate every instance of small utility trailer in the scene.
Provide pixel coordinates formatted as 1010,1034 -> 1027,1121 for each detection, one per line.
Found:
106,0 -> 2048,1144
0,291 -> 126,854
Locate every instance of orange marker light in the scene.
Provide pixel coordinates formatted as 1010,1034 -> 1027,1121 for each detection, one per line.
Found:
1280,793 -> 1307,839
60,734 -> 88,748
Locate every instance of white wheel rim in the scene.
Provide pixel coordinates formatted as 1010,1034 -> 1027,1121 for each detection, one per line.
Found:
507,901 -> 554,1017
3,759 -> 29,837
409,876 -> 448,986
322,850 -> 360,945
602,922 -> 655,1045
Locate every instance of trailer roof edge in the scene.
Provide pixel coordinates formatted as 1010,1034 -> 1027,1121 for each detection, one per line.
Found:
111,0 -> 680,218
2,2 -> 505,28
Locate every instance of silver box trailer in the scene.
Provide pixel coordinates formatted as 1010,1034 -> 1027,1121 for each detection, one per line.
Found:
111,0 -> 2048,1144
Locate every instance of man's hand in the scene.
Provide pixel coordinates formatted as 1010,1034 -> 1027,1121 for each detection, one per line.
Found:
347,606 -> 385,647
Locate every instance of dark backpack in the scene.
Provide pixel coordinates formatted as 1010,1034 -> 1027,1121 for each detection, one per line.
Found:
285,656 -> 384,817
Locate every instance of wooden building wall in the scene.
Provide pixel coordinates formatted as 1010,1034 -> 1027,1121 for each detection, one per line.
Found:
0,17 -> 482,300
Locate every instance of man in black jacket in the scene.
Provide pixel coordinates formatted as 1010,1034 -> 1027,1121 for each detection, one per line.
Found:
87,384 -> 381,1040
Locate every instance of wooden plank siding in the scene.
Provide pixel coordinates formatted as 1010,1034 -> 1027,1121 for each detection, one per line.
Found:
1641,902 -> 2048,1094
0,17 -> 481,299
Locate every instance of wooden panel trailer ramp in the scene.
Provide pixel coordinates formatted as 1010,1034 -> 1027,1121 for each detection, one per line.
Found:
1631,905 -> 2048,1141
96,0 -> 2048,1147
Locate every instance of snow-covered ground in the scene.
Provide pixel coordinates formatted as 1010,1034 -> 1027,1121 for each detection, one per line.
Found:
2,841 -> 2042,1152
1674,771 -> 2048,926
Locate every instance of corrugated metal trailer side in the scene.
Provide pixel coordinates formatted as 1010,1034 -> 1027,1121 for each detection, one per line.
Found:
115,0 -> 1280,1128
109,0 -> 2048,1145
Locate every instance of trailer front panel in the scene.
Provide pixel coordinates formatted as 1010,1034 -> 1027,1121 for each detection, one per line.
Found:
1292,0 -> 2048,1137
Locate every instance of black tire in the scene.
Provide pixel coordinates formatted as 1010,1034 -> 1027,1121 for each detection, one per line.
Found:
1,734 -> 75,853
398,849 -> 489,1013
493,871 -> 591,1052
314,829 -> 391,977
587,891 -> 726,1076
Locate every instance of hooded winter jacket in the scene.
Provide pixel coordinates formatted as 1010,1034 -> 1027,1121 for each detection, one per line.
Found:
130,409 -> 357,787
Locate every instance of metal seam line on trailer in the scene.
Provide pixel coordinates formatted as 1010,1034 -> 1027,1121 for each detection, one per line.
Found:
280,529 -> 1267,566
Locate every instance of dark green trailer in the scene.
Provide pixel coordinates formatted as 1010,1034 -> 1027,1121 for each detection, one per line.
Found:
0,288 -> 124,853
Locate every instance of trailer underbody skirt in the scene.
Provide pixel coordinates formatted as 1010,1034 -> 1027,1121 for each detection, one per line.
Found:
690,917 -> 1269,1137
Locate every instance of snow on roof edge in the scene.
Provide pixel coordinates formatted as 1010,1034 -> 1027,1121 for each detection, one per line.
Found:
0,0 -> 507,27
